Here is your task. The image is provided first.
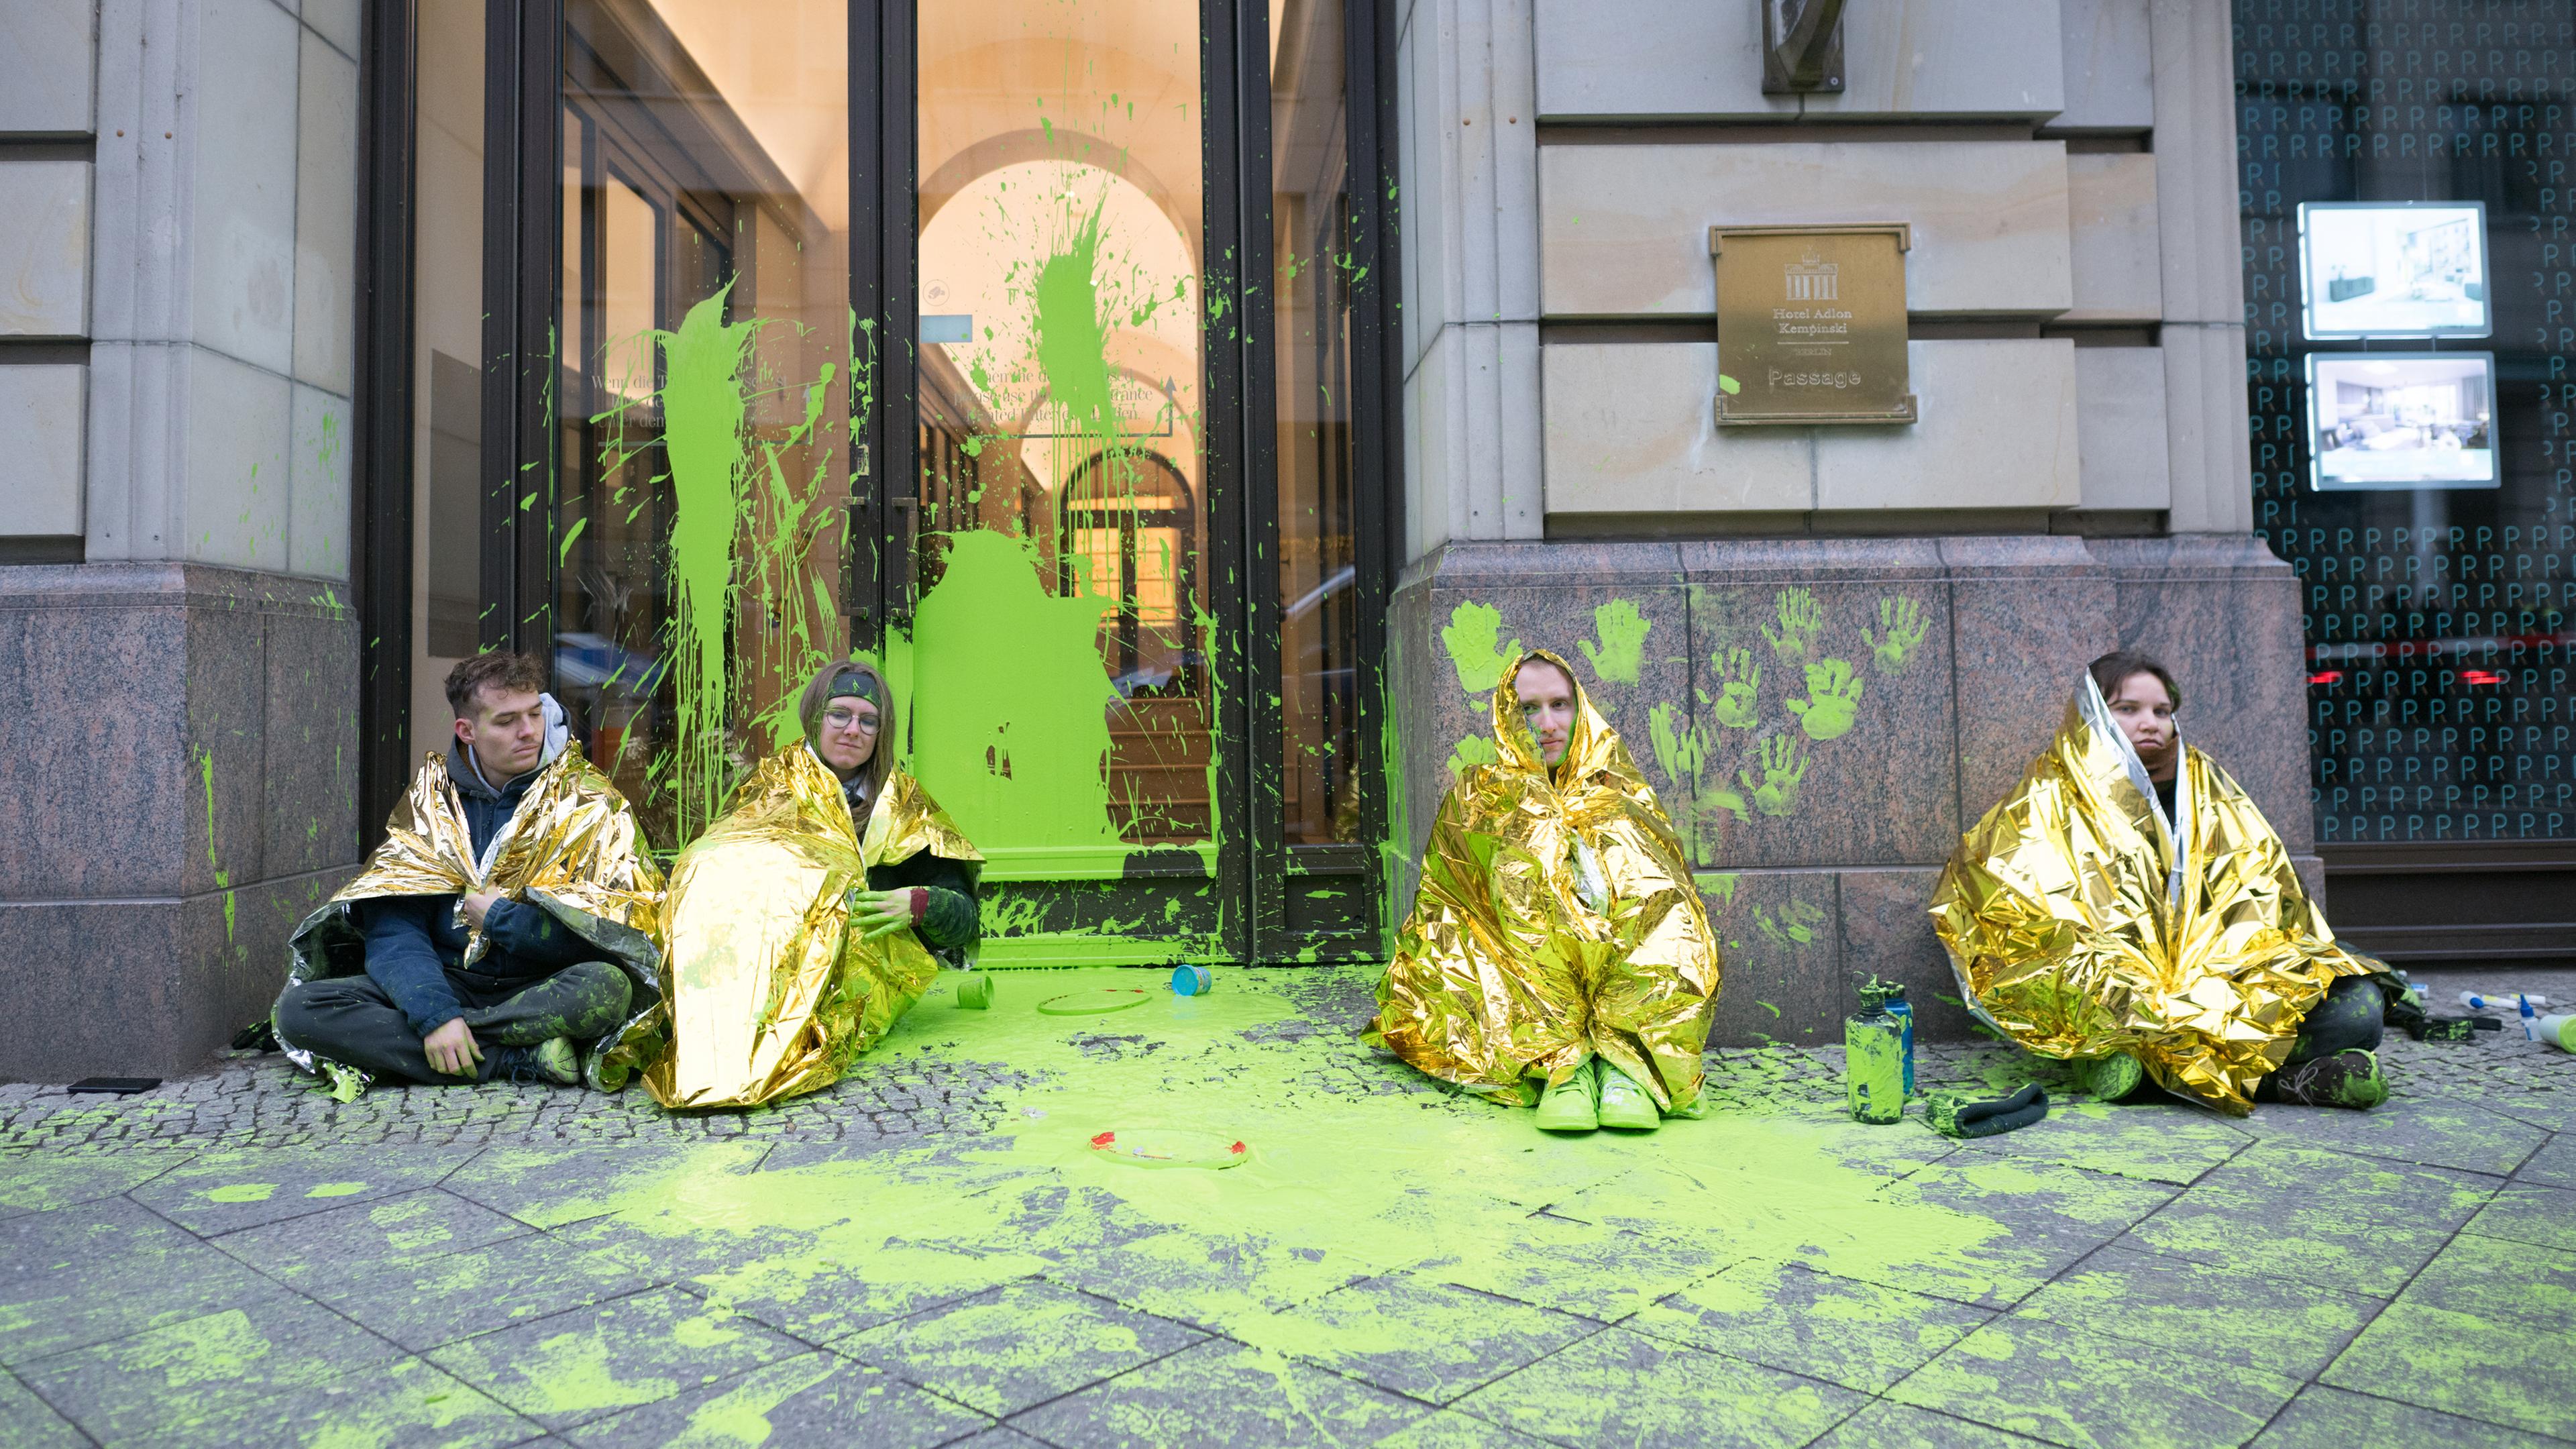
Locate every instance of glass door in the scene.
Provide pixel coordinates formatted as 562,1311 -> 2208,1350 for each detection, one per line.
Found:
487,0 -> 1389,963
885,0 -> 1232,964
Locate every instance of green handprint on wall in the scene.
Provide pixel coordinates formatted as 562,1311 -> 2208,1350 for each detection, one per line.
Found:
1709,646 -> 1761,729
1579,598 -> 1652,685
1761,586 -> 1824,665
1740,733 -> 1808,818
1786,658 -> 1866,741
1648,702 -> 1747,861
1441,600 -> 1520,695
1446,734 -> 1499,779
1863,594 -> 1929,677
1754,899 -> 1827,949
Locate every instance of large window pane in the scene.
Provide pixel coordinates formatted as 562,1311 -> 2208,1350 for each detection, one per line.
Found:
555,0 -> 853,843
1272,0 -> 1358,844
411,0 -> 486,758
912,0 -> 1211,857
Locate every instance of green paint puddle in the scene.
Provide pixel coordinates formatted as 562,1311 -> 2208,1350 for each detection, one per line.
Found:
472,967 -> 2018,1395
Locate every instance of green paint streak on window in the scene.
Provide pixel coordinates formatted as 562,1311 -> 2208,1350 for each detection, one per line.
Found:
1030,205 -> 1118,437
658,285 -> 757,839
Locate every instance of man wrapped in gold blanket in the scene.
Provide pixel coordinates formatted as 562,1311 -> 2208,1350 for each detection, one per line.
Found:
1368,649 -> 1722,1132
1931,651 -> 2394,1116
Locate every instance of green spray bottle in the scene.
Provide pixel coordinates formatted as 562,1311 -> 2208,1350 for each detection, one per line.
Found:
1846,983 -> 1906,1125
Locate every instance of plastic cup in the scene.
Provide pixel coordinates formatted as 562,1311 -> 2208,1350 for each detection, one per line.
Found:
957,971 -> 996,1010
1172,965 -> 1214,996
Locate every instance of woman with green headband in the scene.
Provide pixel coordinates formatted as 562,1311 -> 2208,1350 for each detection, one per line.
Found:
639,659 -> 984,1109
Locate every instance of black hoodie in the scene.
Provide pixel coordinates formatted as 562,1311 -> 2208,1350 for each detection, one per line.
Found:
357,744 -> 596,1036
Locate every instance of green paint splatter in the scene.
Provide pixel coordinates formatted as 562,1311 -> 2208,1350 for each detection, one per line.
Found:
910,531 -> 1124,866
195,745 -> 234,941
659,285 -> 760,842
478,966 -> 2014,1380
114,1307 -> 271,1387
204,1183 -> 276,1203
305,1181 -> 368,1198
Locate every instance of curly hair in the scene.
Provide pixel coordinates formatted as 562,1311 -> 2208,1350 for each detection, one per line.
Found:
444,651 -> 547,720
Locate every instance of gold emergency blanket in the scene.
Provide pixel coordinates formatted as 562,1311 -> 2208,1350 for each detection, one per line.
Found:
1367,650 -> 1722,1110
274,748 -> 667,1089
1929,674 -> 2383,1115
641,743 -> 983,1110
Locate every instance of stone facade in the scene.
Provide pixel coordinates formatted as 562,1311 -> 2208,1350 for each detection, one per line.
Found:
1391,0 -> 2290,1041
0,0 -> 364,1078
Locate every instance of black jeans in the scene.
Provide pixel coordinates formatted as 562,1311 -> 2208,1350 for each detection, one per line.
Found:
276,961 -> 631,1086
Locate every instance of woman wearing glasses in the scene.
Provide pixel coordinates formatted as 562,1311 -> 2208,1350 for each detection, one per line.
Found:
639,659 -> 983,1109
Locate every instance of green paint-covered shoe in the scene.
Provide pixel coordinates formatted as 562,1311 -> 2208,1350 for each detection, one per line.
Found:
1596,1067 -> 1661,1131
529,1037 -> 581,1087
2271,1048 -> 2387,1110
1534,1061 -> 1599,1133
2079,1051 -> 2145,1102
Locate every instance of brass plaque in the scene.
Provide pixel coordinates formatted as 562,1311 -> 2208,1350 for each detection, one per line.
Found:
1711,223 -> 1915,425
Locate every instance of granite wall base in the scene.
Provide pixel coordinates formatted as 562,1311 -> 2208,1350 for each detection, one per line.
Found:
0,563 -> 361,1080
1389,534 -> 2313,1043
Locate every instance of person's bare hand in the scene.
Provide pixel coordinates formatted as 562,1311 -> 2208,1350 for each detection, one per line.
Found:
460,891 -> 501,930
423,1018 -> 482,1077
847,889 -> 917,942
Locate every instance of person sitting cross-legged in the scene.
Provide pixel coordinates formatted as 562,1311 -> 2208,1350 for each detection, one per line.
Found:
269,653 -> 665,1096
1367,649 -> 1723,1132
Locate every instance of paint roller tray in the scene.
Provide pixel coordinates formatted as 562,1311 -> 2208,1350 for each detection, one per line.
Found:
1087,1129 -> 1248,1169
1036,987 -> 1155,1016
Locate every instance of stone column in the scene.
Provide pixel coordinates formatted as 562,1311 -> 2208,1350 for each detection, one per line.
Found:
0,0 -> 363,1080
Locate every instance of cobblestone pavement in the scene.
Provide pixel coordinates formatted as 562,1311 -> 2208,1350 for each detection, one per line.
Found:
3,965 -> 2571,1448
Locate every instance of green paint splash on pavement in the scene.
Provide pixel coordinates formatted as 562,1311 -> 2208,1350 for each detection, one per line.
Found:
477,967 -> 2014,1407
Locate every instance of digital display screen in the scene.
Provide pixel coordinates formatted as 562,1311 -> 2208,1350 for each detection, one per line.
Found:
2306,352 -> 2498,490
2298,202 -> 2490,339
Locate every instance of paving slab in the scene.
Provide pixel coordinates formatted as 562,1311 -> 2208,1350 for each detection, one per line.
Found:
1368,1407 -> 1562,1446
2458,1182 -> 2576,1255
15,1295 -> 403,1444
123,1355 -> 537,1449
130,1144 -> 466,1235
295,1228 -> 655,1351
1849,1157 -> 2180,1307
423,1285 -> 806,1432
1448,1325 -> 1864,1448
0,1198 -> 296,1364
2320,1233 -> 2576,1440
2250,1385 -> 2563,1449
0,1366 -> 87,1448
2514,1134 -> 2576,1190
1937,1099 -> 2251,1186
2010,1242 -> 2380,1381
0,1147 -> 203,1218
831,1279 -> 1206,1417
1889,1313 -> 2304,1448
1261,1275 -> 1604,1405
2124,1138 -> 2498,1297
1007,1336 -> 1427,1448
1625,1258 -> 1991,1394
560,1351 -> 994,1449
1408,1211 -> 1745,1322
2232,1097 -> 2549,1178
209,1187 -> 535,1279
1811,1399 -> 2055,1448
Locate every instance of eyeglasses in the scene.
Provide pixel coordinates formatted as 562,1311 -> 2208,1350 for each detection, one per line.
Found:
822,707 -> 881,734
